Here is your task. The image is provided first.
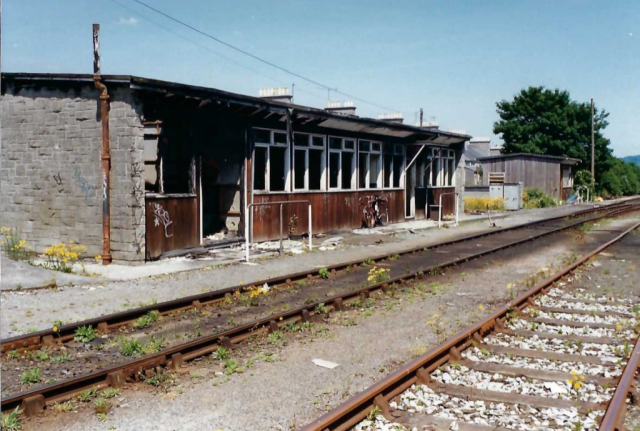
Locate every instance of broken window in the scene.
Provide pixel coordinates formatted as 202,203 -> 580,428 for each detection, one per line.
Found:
430,149 -> 455,187
254,146 -> 267,191
383,144 -> 405,189
293,133 -> 325,191
328,137 -> 355,190
358,140 -> 382,189
253,128 -> 290,192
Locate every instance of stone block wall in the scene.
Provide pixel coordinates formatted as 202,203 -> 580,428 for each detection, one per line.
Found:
0,81 -> 145,262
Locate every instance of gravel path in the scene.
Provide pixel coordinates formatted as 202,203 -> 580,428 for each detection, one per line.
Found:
19,216 -> 639,431
0,203 -> 609,338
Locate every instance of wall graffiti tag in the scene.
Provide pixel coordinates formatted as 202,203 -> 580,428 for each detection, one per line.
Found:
151,202 -> 173,238
73,168 -> 98,201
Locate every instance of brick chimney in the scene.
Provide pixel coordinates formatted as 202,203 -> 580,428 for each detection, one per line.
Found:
325,101 -> 356,116
259,87 -> 292,104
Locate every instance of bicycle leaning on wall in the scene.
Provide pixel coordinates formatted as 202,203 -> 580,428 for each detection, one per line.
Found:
359,195 -> 389,228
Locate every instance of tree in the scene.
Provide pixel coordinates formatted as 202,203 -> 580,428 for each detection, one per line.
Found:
493,87 -> 613,180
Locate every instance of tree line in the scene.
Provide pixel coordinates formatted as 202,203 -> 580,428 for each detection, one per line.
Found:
493,86 -> 639,198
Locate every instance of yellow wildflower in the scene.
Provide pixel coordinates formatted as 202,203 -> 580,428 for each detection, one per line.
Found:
53,326 -> 58,333
478,305 -> 484,310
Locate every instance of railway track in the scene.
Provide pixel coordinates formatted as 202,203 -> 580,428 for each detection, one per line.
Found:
300,220 -> 640,431
0,201 -> 632,355
1,202 -> 638,418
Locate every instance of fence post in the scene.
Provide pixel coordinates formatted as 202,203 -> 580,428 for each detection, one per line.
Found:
279,203 -> 284,254
308,204 -> 313,250
245,205 -> 251,263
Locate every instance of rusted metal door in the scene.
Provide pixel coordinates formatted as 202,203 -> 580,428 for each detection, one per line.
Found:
146,195 -> 199,260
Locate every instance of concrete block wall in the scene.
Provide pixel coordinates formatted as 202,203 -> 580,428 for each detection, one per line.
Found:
0,82 -> 145,262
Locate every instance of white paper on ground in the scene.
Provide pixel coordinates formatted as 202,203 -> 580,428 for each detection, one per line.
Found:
312,359 -> 340,369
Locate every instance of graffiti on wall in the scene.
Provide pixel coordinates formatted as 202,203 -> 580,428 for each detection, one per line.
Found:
151,202 -> 173,238
74,168 -> 98,201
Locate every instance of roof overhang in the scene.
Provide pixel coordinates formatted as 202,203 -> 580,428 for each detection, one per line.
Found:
2,72 -> 472,145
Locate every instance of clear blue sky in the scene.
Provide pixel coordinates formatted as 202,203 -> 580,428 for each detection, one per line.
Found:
3,0 -> 639,156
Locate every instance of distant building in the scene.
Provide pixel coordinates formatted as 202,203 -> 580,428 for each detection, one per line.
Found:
463,138 -> 490,185
478,153 -> 580,200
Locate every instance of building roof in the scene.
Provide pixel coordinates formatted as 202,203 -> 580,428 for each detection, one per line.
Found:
464,146 -> 487,162
477,152 -> 581,165
2,72 -> 472,146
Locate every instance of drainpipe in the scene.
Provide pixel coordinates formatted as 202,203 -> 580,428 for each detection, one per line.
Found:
93,24 -> 112,265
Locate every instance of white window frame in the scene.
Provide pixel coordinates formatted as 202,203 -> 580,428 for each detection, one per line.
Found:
328,136 -> 356,190
435,149 -> 455,187
383,144 -> 405,190
358,140 -> 383,190
253,128 -> 291,193
293,133 -> 326,191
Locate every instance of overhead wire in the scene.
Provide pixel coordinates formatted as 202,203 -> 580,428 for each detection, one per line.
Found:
130,0 -> 401,113
107,0 -> 327,103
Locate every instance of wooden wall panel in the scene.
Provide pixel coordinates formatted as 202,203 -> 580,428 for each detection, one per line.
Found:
146,195 -> 199,260
251,190 -> 405,242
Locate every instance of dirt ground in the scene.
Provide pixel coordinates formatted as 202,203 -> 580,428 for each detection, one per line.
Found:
15,216 -> 639,431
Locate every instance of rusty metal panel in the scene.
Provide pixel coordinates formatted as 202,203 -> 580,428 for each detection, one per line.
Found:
146,195 -> 199,260
251,190 -> 405,242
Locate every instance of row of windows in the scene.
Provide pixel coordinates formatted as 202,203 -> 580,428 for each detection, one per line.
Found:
252,129 -> 455,193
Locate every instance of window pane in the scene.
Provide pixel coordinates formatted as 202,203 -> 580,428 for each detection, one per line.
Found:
270,147 -> 286,191
329,153 -> 340,189
393,155 -> 403,188
370,154 -> 381,188
344,140 -> 355,150
329,137 -> 342,149
294,133 -> 309,146
359,154 -> 368,188
383,154 -> 392,188
254,129 -> 271,144
371,142 -> 381,152
254,147 -> 267,190
394,145 -> 403,155
312,136 -> 324,147
274,132 -> 288,145
309,150 -> 323,190
448,158 -> 455,186
341,152 -> 354,189
359,141 -> 370,152
294,149 -> 306,189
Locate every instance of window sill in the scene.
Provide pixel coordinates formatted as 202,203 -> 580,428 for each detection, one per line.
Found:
146,193 -> 197,199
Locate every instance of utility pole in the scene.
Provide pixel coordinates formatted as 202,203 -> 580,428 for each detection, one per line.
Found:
590,97 -> 595,182
419,108 -> 423,127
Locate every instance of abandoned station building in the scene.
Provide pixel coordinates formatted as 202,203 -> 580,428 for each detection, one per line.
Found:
1,73 -> 471,262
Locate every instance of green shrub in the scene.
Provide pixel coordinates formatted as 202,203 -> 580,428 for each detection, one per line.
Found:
463,197 -> 504,212
120,339 -> 144,356
74,325 -> 97,343
523,188 -> 557,209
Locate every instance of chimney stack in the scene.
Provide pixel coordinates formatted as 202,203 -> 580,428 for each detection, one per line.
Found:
259,87 -> 293,104
378,112 -> 404,124
325,100 -> 356,116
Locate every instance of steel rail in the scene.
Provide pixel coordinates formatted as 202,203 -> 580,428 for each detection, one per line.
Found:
599,329 -> 640,430
2,204 -> 638,415
300,220 -> 640,431
1,202 -> 629,354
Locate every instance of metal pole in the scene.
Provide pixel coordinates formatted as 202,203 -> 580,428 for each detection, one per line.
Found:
245,205 -> 250,262
279,203 -> 284,254
591,97 -> 595,182
308,204 -> 312,250
93,24 -> 112,265
455,193 -> 459,226
438,194 -> 443,228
